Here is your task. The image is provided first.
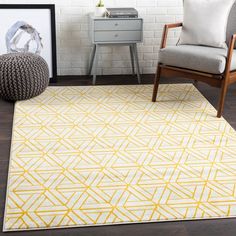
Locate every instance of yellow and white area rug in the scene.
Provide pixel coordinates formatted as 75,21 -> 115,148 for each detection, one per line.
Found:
4,84 -> 236,231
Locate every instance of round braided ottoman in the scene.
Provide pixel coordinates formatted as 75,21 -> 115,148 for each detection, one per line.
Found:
0,53 -> 49,101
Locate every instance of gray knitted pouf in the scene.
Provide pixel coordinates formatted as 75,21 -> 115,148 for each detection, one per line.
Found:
0,53 -> 49,101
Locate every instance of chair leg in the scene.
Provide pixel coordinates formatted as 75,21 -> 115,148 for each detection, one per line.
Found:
217,78 -> 229,118
152,64 -> 161,102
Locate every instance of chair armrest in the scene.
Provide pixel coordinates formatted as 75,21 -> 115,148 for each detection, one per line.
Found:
160,23 -> 183,49
225,34 -> 236,75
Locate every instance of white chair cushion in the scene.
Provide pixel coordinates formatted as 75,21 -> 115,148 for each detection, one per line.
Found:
159,45 -> 236,74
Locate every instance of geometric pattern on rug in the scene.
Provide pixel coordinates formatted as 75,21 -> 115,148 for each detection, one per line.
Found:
4,84 -> 236,231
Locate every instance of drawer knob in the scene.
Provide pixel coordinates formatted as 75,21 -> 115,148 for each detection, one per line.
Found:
115,23 -> 119,26
114,34 -> 119,37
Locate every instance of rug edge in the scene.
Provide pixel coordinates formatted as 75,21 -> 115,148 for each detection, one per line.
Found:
3,215 -> 236,232
2,101 -> 18,232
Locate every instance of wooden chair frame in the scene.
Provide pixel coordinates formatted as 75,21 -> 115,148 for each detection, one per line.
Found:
152,22 -> 236,118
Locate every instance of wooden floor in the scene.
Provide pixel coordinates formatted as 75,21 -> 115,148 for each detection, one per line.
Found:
1,75 -> 236,236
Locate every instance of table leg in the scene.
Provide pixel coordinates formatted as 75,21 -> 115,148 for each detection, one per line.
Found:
129,45 -> 135,76
133,44 -> 141,84
92,44 -> 99,85
88,44 -> 96,75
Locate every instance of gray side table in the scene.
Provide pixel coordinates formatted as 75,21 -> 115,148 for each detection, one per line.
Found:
88,15 -> 143,85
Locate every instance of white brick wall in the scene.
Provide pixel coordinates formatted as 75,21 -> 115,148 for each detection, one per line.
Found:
0,0 -> 183,75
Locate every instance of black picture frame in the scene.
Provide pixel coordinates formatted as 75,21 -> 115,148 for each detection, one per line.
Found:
0,4 -> 57,83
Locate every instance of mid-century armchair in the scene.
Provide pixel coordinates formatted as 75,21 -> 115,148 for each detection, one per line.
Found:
152,3 -> 236,118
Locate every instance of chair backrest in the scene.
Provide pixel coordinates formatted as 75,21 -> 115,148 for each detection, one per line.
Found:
227,2 -> 236,48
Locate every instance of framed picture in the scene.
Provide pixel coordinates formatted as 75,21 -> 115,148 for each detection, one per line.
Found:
0,4 -> 57,83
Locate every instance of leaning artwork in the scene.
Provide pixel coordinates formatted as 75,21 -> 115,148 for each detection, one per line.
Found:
6,21 -> 43,54
0,4 -> 57,81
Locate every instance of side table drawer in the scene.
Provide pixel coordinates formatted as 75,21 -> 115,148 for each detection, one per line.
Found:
94,19 -> 142,31
94,31 -> 142,42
